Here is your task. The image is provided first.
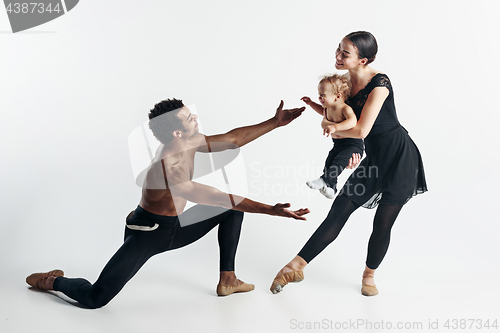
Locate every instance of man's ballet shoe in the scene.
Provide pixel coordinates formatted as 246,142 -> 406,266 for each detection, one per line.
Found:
216,279 -> 255,296
270,266 -> 304,294
26,269 -> 64,290
361,282 -> 379,296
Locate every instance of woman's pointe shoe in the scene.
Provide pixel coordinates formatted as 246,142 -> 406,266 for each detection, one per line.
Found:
361,282 -> 379,296
270,266 -> 304,294
216,279 -> 255,296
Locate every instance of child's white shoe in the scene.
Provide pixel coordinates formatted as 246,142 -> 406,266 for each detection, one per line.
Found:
319,186 -> 336,199
306,178 -> 326,190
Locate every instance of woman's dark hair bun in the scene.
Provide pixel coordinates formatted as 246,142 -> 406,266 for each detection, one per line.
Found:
345,31 -> 378,65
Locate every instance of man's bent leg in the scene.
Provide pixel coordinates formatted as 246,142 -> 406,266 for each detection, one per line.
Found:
170,206 -> 242,260
170,205 -> 253,295
53,233 -> 157,309
215,209 -> 253,295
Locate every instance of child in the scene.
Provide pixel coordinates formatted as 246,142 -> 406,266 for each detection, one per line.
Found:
301,74 -> 364,199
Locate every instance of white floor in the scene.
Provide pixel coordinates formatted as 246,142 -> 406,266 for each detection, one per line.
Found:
2,189 -> 499,333
2,1 -> 500,332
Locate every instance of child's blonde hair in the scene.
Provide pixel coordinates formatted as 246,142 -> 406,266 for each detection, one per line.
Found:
319,74 -> 351,100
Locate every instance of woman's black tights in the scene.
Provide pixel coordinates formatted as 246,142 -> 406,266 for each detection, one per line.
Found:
298,194 -> 402,269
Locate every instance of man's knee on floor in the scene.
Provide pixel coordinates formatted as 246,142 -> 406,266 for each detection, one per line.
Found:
85,287 -> 114,309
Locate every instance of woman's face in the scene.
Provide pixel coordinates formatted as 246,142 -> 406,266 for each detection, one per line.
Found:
335,38 -> 364,70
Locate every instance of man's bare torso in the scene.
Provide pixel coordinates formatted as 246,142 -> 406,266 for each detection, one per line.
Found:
139,139 -> 200,216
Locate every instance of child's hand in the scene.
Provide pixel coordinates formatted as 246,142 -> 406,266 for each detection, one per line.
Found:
301,96 -> 313,105
323,125 -> 336,137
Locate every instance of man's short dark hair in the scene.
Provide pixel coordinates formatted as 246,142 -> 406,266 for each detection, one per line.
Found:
148,98 -> 185,144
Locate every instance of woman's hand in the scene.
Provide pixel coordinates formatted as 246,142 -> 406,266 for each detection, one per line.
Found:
346,153 -> 362,169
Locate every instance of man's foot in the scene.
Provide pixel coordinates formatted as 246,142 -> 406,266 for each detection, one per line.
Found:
216,279 -> 255,296
319,185 -> 336,199
270,266 -> 304,294
26,270 -> 64,290
306,178 -> 326,190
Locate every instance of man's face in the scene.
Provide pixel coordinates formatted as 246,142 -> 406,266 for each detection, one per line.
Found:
176,106 -> 199,138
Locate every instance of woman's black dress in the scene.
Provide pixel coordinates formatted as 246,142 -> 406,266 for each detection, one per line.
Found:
342,73 -> 427,208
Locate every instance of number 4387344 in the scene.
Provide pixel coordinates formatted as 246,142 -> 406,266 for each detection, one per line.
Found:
444,319 -> 498,330
6,3 -> 61,14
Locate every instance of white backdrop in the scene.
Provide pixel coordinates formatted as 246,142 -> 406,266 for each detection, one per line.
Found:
1,1 -> 500,332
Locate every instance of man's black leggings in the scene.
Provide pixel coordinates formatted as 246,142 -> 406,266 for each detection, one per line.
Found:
53,205 -> 244,309
297,194 -> 402,269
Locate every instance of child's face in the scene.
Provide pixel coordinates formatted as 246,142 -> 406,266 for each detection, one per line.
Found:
318,82 -> 339,107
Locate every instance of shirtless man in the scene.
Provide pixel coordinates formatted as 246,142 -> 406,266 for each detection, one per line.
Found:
26,98 -> 311,308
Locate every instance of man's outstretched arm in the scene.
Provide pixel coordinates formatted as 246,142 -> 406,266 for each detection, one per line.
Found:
198,101 -> 305,152
169,167 -> 309,220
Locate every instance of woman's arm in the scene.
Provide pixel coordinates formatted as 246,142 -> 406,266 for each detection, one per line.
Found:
322,105 -> 357,137
334,87 -> 389,139
332,105 -> 358,131
321,110 -> 334,129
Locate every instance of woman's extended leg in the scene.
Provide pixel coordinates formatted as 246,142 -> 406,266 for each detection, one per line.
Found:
271,194 -> 360,293
361,203 -> 403,296
298,194 -> 360,262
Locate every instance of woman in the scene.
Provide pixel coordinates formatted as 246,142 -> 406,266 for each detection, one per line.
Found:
270,31 -> 427,296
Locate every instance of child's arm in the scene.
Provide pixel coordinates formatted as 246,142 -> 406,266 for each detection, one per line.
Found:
301,97 -> 324,116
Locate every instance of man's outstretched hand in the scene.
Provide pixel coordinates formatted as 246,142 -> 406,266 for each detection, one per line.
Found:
274,100 -> 306,127
271,203 -> 310,220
